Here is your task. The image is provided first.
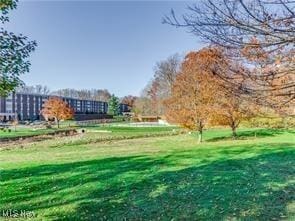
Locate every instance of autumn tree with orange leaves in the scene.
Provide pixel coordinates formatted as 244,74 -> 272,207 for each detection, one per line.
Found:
165,49 -> 222,143
41,97 -> 74,128
165,48 -> 259,141
210,90 -> 257,139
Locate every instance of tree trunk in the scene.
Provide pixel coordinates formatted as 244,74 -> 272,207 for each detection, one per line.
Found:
232,126 -> 237,139
198,129 -> 203,143
57,119 -> 60,128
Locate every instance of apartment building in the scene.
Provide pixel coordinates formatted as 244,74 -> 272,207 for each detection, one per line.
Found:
0,92 -> 129,121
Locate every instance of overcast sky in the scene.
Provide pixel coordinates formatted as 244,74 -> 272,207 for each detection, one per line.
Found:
4,1 -> 203,96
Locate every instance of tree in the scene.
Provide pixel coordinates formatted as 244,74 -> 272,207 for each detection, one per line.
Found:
137,54 -> 181,116
51,88 -> 111,101
163,0 -> 295,106
51,88 -> 76,98
165,49 -> 222,143
133,96 -> 154,116
91,89 -> 111,102
107,94 -> 120,116
147,80 -> 161,115
34,84 -> 50,95
11,117 -> 18,132
132,81 -> 159,116
165,47 -> 260,139
77,89 -> 91,100
0,0 -> 37,96
121,95 -> 137,109
17,84 -> 50,95
210,90 -> 257,138
41,97 -> 74,128
154,53 -> 181,97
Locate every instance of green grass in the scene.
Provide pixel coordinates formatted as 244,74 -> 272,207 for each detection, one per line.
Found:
0,127 -> 294,220
0,128 -> 58,139
85,125 -> 178,133
82,125 -> 179,140
0,125 -> 177,140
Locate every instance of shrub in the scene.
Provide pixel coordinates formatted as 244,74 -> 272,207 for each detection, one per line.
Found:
243,117 -> 295,129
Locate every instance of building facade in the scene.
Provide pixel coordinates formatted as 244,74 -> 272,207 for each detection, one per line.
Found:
0,92 -> 129,121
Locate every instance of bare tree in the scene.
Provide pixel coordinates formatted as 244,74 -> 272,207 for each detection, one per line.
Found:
16,85 -> 35,94
133,97 -> 155,116
137,54 -> 181,116
17,84 -> 50,95
154,53 -> 181,97
91,89 -> 111,102
51,88 -> 111,101
52,88 -> 78,98
163,0 -> 295,107
121,95 -> 137,109
34,85 -> 50,95
77,89 -> 91,100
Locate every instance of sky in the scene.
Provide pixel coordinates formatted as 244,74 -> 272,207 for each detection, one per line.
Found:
4,0 -> 204,97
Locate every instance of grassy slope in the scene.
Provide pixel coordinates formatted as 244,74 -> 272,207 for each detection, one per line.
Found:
0,128 -> 294,220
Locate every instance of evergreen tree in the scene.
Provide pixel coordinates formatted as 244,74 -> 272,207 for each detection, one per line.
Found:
108,94 -> 120,116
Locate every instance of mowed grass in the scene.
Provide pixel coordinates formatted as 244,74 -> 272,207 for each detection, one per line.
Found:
0,125 -> 177,140
78,126 -> 179,141
85,125 -> 178,135
0,127 -> 294,220
0,128 -> 59,139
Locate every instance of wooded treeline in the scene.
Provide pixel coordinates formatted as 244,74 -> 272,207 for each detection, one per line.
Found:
16,85 -> 112,102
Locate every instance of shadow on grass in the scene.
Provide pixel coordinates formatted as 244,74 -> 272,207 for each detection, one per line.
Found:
1,143 -> 294,220
206,128 -> 293,142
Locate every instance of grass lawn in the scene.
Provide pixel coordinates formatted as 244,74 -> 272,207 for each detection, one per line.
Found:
79,125 -> 180,141
0,127 -> 294,220
0,124 -> 177,141
0,128 -> 59,139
